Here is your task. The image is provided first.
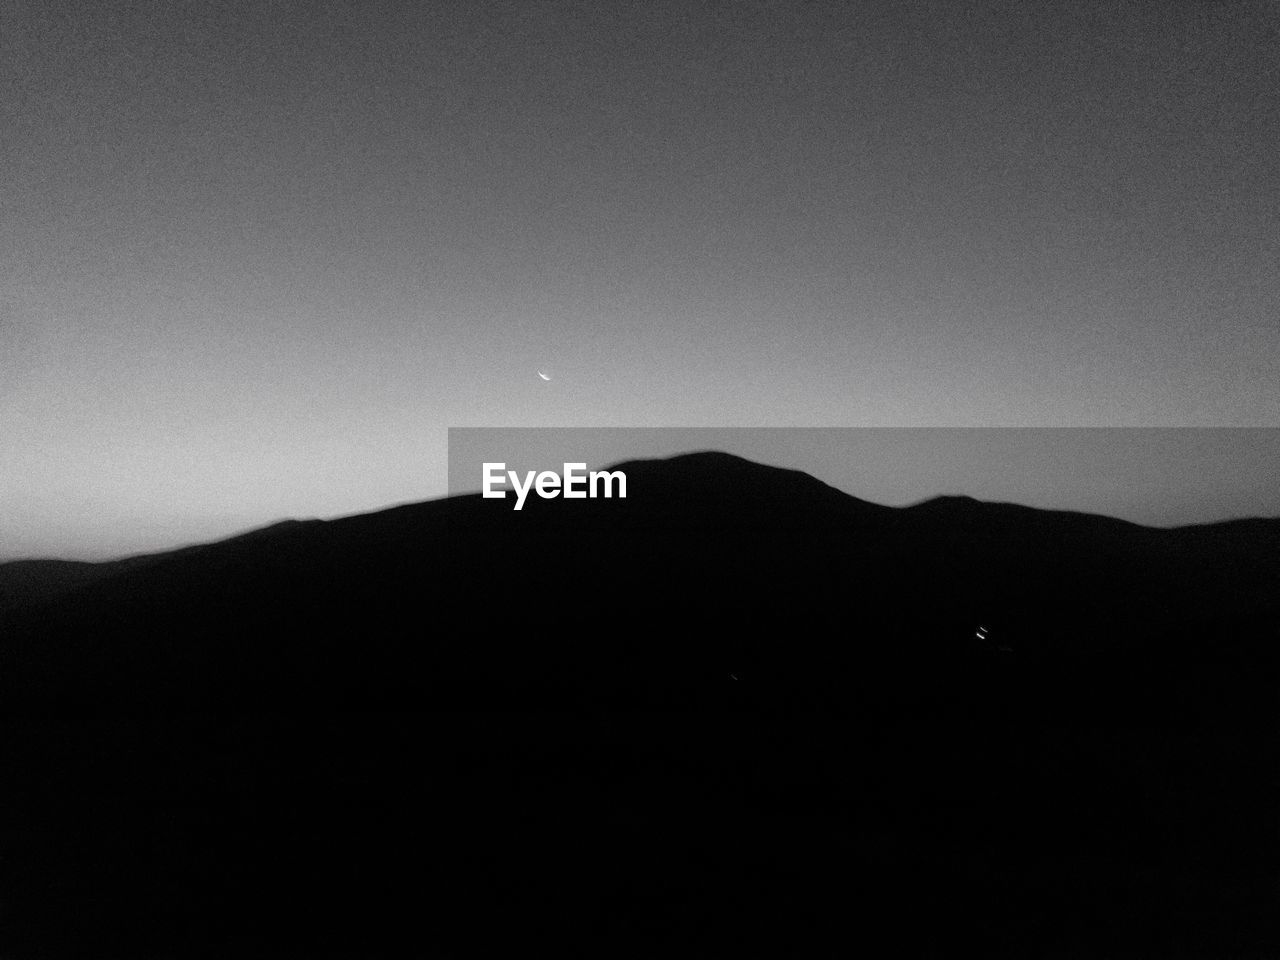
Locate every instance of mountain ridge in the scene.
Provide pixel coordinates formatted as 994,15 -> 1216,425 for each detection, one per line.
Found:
1,450 -> 1275,710
2,451 -> 1278,957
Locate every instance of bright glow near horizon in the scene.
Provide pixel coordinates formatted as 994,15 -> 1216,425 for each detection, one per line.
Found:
2,2 -> 1277,559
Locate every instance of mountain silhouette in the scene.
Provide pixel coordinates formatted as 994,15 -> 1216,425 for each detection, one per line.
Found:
3,451 -> 1274,709
1,452 -> 1277,957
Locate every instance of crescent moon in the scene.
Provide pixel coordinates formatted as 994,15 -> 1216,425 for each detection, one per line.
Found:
537,371 -> 551,381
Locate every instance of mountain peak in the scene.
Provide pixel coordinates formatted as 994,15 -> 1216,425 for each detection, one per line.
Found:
600,449 -> 880,519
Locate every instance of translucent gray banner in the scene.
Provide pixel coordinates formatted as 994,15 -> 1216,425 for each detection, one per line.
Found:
448,427 -> 1280,527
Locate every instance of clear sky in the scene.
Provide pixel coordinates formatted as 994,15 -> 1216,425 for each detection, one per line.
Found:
2,1 -> 1277,559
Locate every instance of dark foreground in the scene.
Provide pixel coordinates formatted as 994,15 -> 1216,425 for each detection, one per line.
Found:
2,453 -> 1277,957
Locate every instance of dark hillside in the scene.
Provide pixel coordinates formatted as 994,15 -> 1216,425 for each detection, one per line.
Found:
1,452 -> 1277,957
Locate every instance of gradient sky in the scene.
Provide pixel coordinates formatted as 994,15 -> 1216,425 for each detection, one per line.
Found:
2,1 -> 1277,559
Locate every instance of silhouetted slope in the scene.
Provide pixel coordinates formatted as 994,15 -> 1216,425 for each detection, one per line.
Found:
4,450 -> 1273,708
0,559 -> 108,610
0,520 -> 320,610
1,452 -> 1278,958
